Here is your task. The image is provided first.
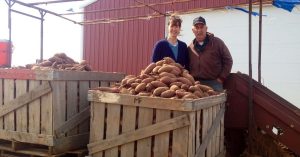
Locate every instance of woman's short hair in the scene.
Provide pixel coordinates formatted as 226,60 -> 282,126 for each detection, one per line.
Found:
168,15 -> 182,27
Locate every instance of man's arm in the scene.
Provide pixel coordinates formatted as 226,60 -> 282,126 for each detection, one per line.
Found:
219,41 -> 233,81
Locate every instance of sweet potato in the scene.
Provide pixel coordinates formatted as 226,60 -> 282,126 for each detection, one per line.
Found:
177,77 -> 193,86
150,81 -> 167,88
143,63 -> 156,74
160,76 -> 175,85
142,78 -> 155,84
170,85 -> 180,91
161,90 -> 175,98
197,84 -> 213,92
97,87 -> 119,93
135,83 -> 146,93
182,72 -> 195,84
156,60 -> 164,66
170,82 -> 183,87
163,57 -> 175,64
153,87 -> 169,96
159,72 -> 176,78
182,93 -> 199,99
158,65 -> 173,73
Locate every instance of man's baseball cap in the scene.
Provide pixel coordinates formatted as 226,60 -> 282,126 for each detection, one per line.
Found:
193,16 -> 206,25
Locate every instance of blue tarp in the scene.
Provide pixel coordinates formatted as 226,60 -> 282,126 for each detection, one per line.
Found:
273,0 -> 300,12
225,6 -> 266,16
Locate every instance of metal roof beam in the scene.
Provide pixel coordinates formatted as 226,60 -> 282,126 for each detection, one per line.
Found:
11,9 -> 43,20
28,0 -> 83,6
11,0 -> 80,24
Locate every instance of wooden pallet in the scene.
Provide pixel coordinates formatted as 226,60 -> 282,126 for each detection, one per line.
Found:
88,91 -> 226,157
0,69 -> 124,155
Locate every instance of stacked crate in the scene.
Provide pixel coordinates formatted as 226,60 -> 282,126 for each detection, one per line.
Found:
0,69 -> 124,156
88,90 -> 226,157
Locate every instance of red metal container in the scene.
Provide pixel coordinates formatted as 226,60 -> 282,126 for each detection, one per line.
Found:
0,40 -> 11,67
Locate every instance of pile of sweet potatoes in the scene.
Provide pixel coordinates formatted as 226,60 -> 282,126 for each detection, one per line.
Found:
97,57 -> 219,99
25,53 -> 92,71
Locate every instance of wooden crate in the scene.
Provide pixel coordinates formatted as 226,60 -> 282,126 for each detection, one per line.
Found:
87,90 -> 226,157
0,69 -> 124,156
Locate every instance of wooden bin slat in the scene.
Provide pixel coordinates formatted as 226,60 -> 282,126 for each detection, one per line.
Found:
106,103 -> 121,157
15,80 -> 27,133
41,81 -> 53,135
67,81 -> 79,136
120,106 -> 136,157
88,114 -> 189,154
88,91 -> 226,157
153,109 -> 171,157
172,111 -> 189,157
0,130 -> 54,146
0,70 -> 125,156
0,79 -> 3,130
55,107 -> 90,137
29,80 -> 41,134
195,105 -> 225,157
0,83 -> 51,118
89,102 -> 105,157
4,79 -> 14,131
79,81 -> 90,133
136,108 -> 153,157
88,91 -> 226,112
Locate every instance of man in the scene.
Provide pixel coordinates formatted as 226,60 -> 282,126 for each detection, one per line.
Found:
188,16 -> 233,92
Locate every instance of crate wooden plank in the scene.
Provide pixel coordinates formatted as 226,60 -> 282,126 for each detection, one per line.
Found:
105,103 -> 121,157
90,81 -> 100,89
211,105 -> 217,157
201,108 -> 209,157
0,79 -> 3,129
90,102 -> 105,157
28,80 -> 41,134
88,91 -> 194,111
52,81 -> 66,131
191,95 -> 227,111
172,111 -> 188,157
215,105 -> 221,156
89,91 -> 226,111
15,80 -> 27,133
188,112 -> 196,157
0,82 -> 51,118
220,104 -> 225,153
196,110 -> 201,152
35,71 -> 125,81
195,105 -> 225,157
41,81 -> 53,135
67,81 -> 79,136
0,69 -> 125,82
136,108 -> 153,157
78,81 -> 90,133
153,109 -> 171,157
55,107 -> 90,137
53,133 -> 89,154
120,106 -> 136,157
0,130 -> 54,146
4,79 -> 14,131
100,81 -> 109,87
88,114 -> 189,155
207,107 -> 213,157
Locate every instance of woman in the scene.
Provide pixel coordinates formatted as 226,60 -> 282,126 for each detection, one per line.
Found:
151,15 -> 189,70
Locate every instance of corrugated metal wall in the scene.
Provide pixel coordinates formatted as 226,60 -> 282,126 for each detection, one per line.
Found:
83,0 -> 249,75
